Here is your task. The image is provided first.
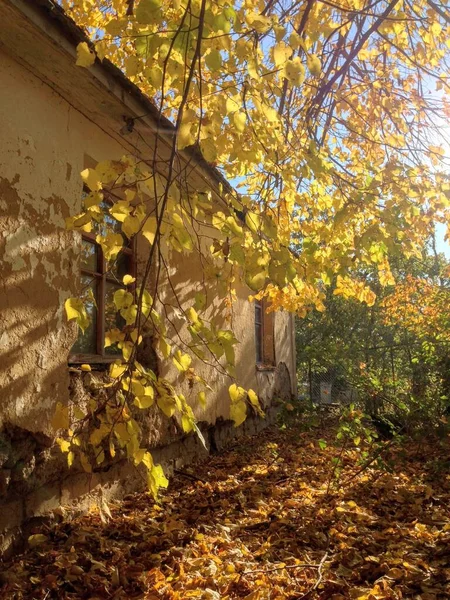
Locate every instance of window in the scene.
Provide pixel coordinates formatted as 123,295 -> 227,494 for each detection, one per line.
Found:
70,198 -> 135,362
255,299 -> 275,367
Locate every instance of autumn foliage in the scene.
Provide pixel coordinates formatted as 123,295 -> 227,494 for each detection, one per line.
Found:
54,0 -> 450,486
2,423 -> 450,599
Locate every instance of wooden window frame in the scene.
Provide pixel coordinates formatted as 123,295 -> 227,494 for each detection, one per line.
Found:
255,299 -> 276,369
69,202 -> 136,365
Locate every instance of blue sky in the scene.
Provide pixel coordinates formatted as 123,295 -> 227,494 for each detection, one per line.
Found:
435,222 -> 450,257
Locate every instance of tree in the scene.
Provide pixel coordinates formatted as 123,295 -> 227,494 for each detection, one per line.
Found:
57,0 -> 450,491
296,249 -> 450,426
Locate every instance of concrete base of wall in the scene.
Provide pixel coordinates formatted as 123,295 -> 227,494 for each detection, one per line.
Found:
0,407 -> 279,558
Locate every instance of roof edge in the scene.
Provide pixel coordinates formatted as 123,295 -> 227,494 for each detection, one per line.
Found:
23,0 -> 233,196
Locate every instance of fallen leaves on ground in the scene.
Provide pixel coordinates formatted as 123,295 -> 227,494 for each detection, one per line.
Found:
1,422 -> 449,599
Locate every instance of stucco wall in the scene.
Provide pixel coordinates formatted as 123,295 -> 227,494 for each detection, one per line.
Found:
0,47 -> 131,433
0,30 -> 295,552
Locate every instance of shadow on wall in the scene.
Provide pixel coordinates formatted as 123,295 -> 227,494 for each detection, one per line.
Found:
0,173 -> 293,556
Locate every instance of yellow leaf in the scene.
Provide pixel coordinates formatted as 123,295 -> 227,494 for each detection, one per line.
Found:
142,451 -> 153,470
67,451 -> 75,467
200,137 -> 218,163
81,167 -> 102,191
229,383 -> 246,403
122,214 -> 142,238
80,452 -> 92,473
141,289 -> 153,317
147,463 -> 169,498
198,391 -> 206,408
134,386 -> 154,409
181,413 -> 194,433
246,11 -> 272,33
113,289 -> 134,310
136,0 -> 162,24
158,336 -> 171,358
123,274 -> 136,285
233,111 -> 246,133
51,402 -> 69,431
230,400 -> 247,426
142,216 -> 157,245
65,297 -> 90,333
194,292 -> 207,311
248,389 -> 259,406
109,201 -> 131,223
173,350 -> 192,372
80,363 -> 91,372
109,362 -> 126,379
56,438 -> 70,453
178,122 -> 196,150
157,393 -> 177,418
283,57 -> 305,85
28,534 -> 48,547
245,269 -> 267,291
273,41 -> 291,67
104,328 -> 125,348
76,42 -> 95,68
89,424 -> 110,447
307,54 -> 322,76
96,232 -> 123,261
245,211 -> 261,233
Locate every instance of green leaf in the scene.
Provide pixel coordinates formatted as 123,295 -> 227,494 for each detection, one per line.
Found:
245,269 -> 267,291
205,49 -> 222,71
245,211 -> 262,233
136,0 -> 162,23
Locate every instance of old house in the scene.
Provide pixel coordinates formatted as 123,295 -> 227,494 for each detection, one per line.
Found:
0,0 -> 296,553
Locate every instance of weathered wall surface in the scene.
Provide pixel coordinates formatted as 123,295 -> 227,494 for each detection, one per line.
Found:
0,6 -> 295,555
0,47 -> 128,434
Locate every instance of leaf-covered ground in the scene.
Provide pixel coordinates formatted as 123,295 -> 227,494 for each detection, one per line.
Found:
2,422 -> 450,599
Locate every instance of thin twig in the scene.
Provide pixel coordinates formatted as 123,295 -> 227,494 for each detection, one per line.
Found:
243,562 -> 321,575
293,551 -> 329,599
174,468 -> 207,484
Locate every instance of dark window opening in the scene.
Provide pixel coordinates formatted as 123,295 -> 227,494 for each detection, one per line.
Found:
255,299 -> 275,367
69,196 -> 135,363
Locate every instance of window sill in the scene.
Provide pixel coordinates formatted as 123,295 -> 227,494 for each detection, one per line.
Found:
69,355 -> 120,370
256,364 -> 277,372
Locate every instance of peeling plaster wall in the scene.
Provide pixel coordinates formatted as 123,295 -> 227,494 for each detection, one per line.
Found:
0,48 -> 127,434
0,43 -> 295,552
